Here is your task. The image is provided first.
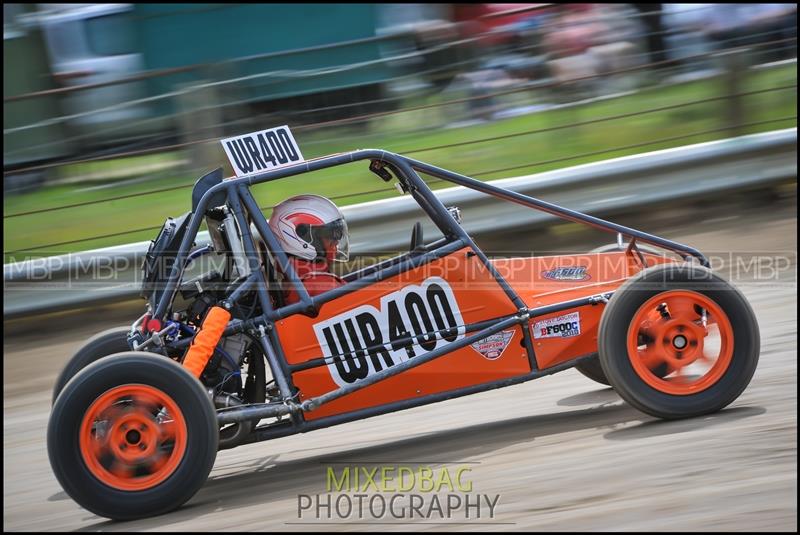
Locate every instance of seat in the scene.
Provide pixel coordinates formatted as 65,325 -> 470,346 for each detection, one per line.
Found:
252,225 -> 286,309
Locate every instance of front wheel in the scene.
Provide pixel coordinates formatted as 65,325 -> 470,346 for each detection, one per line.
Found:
47,352 -> 218,520
598,263 -> 760,419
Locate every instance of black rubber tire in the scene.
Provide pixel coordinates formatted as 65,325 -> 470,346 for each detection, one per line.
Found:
598,263 -> 760,420
47,352 -> 218,520
573,356 -> 612,385
574,242 -> 667,386
52,327 -> 131,406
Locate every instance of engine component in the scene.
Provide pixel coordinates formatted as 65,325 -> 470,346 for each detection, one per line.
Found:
179,270 -> 224,301
220,333 -> 250,373
216,343 -> 268,450
221,209 -> 251,278
214,392 -> 245,409
186,292 -> 217,327
140,212 -> 192,306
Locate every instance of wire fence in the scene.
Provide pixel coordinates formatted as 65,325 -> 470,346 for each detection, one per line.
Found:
0,4 -> 699,105
3,3 -> 797,258
4,37 -> 796,182
5,83 -> 796,220
4,33 -> 796,176
6,113 -> 796,256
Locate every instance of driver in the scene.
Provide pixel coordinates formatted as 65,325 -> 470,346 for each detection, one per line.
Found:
268,194 -> 348,305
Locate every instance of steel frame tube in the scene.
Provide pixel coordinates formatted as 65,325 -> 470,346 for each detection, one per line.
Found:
237,185 -> 313,314
300,238 -> 467,315
156,148 -> 698,320
341,236 -> 450,283
227,189 -> 274,315
301,314 -> 524,411
150,147 -> 709,424
216,402 -> 293,426
288,315 -> 517,373
405,156 -> 710,266
392,157 -> 528,310
245,352 -> 599,444
256,328 -> 295,402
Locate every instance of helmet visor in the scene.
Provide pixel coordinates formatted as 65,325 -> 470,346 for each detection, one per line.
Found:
311,218 -> 349,262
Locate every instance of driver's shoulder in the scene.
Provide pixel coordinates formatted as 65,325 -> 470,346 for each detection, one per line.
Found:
300,270 -> 344,296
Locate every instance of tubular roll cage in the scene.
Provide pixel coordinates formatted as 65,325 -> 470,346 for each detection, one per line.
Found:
150,149 -> 709,442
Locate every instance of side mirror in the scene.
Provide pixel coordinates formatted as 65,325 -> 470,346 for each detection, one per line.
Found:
410,221 -> 424,253
447,206 -> 462,225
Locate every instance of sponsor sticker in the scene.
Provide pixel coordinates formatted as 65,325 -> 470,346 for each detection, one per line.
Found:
471,330 -> 515,360
313,277 -> 465,387
220,125 -> 304,177
542,266 -> 590,281
533,312 -> 581,339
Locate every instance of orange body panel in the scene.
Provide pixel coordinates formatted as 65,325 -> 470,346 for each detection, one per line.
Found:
275,249 -> 678,419
275,248 -> 530,420
491,252 -> 675,368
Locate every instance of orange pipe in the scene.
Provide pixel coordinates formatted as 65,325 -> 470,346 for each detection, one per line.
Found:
183,306 -> 231,378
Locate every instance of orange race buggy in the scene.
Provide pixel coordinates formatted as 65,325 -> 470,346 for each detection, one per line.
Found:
48,149 -> 760,520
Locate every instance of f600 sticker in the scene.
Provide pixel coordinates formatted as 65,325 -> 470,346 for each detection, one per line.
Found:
221,125 -> 304,177
533,312 -> 581,339
313,277 -> 465,387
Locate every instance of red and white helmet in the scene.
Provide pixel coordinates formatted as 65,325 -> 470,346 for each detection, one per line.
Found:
268,194 -> 349,263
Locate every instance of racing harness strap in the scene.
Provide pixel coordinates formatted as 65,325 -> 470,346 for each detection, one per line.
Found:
182,306 -> 231,378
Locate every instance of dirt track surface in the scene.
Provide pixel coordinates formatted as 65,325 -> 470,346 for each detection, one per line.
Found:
3,198 -> 797,531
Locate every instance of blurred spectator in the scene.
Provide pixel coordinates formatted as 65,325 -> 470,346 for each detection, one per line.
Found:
586,5 -> 647,91
632,4 -> 674,69
541,4 -> 602,99
705,4 -> 797,62
543,4 -> 647,99
452,3 -> 550,49
661,4 -> 716,75
543,4 -> 603,59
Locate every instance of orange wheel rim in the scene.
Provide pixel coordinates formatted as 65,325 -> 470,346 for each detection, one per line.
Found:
79,384 -> 187,491
627,290 -> 734,395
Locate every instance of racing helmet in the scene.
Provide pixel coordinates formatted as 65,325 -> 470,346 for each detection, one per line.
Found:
268,194 -> 349,263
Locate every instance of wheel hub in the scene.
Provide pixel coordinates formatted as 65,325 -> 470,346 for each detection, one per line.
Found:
79,384 -> 187,491
110,412 -> 159,462
653,319 -> 705,369
627,289 -> 735,396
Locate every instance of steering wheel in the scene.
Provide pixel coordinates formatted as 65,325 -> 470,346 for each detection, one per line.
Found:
409,221 -> 424,254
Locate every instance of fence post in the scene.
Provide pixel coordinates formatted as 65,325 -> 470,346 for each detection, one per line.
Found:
176,82 -> 223,176
720,49 -> 748,137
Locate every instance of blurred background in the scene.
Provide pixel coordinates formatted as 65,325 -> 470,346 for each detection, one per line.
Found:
3,3 -> 797,264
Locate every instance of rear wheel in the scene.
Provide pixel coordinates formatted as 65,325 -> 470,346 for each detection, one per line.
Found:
47,352 -> 218,520
52,327 -> 131,405
598,263 -> 759,419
